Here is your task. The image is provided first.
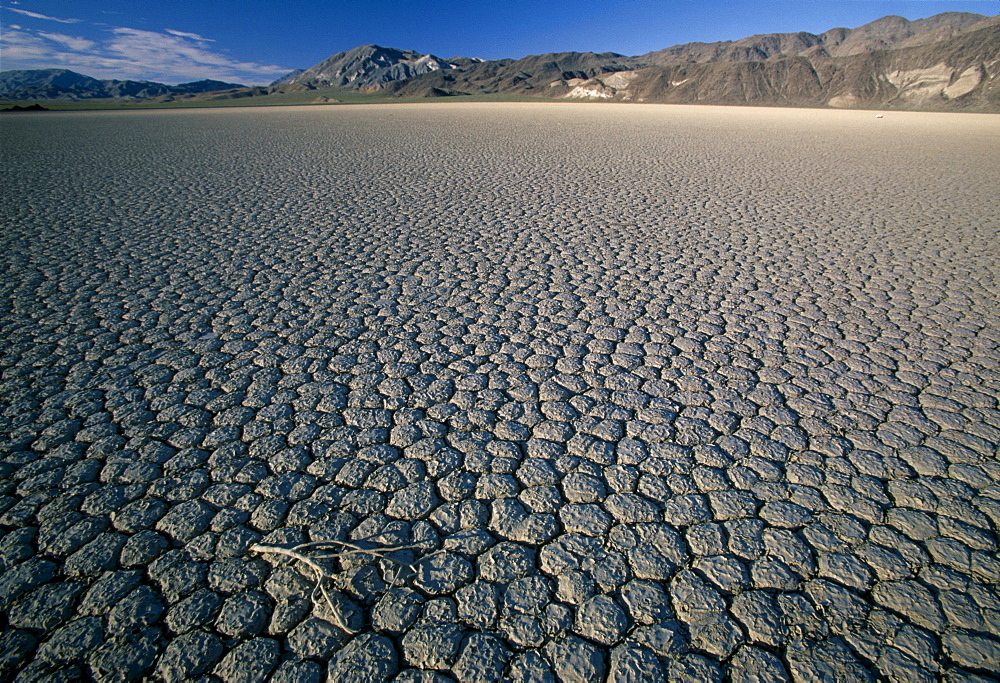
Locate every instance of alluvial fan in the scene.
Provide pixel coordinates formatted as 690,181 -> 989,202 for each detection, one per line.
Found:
0,103 -> 998,681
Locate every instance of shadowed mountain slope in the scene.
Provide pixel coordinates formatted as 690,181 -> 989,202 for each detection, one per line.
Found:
0,69 -> 244,101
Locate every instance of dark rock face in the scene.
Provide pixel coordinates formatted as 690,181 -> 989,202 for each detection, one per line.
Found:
1,103 -> 49,111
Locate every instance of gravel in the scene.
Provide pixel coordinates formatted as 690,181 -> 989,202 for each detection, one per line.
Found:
1,103 -> 998,680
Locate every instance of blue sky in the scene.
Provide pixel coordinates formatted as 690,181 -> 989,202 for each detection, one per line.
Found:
1,0 -> 997,84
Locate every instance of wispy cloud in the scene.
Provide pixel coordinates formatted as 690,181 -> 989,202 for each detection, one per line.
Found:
7,7 -> 79,23
164,28 -> 213,42
37,31 -> 95,52
104,28 -> 288,82
0,23 -> 290,85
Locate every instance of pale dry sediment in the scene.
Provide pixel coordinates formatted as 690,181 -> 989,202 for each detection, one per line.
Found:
1,103 -> 999,680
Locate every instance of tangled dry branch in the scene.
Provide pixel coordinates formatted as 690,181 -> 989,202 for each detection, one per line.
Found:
251,539 -> 436,634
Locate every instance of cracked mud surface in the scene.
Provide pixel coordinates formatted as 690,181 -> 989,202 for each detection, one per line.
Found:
1,103 -> 999,681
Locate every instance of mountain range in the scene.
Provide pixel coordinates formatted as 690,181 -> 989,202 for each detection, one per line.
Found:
2,12 -> 998,111
0,69 -> 245,102
376,12 -> 999,110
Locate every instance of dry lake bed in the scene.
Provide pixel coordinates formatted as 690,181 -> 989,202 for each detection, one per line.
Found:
1,103 -> 999,681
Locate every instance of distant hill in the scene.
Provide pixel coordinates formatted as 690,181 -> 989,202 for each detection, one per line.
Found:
0,69 -> 245,101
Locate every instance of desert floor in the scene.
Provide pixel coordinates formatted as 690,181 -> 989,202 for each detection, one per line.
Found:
1,103 -> 999,681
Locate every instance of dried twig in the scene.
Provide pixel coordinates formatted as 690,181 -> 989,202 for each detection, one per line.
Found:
250,539 -> 437,634
251,542 -> 360,633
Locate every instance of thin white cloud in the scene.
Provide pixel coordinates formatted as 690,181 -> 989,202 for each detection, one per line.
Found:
6,7 -> 79,23
38,31 -> 95,52
0,23 -> 290,85
164,28 -> 213,42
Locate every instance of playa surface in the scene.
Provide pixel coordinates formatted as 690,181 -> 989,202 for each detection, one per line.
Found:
1,103 -> 998,680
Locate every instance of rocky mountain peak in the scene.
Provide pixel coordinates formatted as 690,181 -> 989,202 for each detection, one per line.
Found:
276,44 -> 457,89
